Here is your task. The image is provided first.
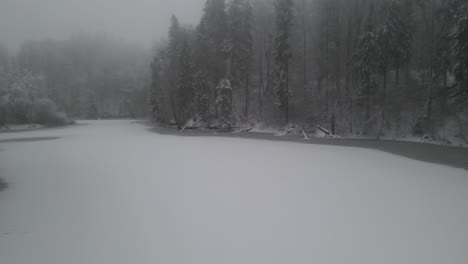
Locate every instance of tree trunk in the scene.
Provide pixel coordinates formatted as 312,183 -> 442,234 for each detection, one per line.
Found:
380,66 -> 388,137
395,63 -> 401,137
302,0 -> 308,104
258,53 -> 264,119
426,0 -> 436,136
170,94 -> 181,130
244,73 -> 250,119
285,60 -> 290,124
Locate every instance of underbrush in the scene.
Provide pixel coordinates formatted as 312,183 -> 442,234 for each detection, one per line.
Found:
1,98 -> 74,128
0,178 -> 8,191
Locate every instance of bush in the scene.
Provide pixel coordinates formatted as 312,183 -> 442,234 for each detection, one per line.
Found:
0,98 -> 7,126
31,99 -> 71,127
100,112 -> 112,119
8,97 -> 31,123
413,115 -> 434,137
0,178 -> 8,191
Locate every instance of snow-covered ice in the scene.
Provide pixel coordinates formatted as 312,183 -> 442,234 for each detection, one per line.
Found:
0,120 -> 467,264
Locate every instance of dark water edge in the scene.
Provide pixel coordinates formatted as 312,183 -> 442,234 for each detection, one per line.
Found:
148,124 -> 468,171
0,137 -> 60,144
0,122 -> 82,134
0,178 -> 7,192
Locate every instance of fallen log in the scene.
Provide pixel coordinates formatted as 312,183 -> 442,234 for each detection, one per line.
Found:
315,125 -> 331,136
240,127 -> 253,133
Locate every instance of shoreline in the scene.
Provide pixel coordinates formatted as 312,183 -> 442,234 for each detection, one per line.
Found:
0,122 -> 81,134
147,122 -> 468,171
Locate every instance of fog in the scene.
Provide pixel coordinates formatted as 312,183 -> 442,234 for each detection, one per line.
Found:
0,0 -> 205,50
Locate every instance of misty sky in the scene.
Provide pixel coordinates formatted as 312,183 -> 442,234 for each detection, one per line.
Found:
0,0 -> 205,50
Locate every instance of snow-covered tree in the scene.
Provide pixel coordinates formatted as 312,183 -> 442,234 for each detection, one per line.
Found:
355,9 -> 379,132
193,71 -> 209,122
150,56 -> 162,122
0,63 -> 67,126
273,0 -> 294,124
228,0 -> 253,117
452,1 -> 468,104
375,0 -> 414,135
175,39 -> 195,125
377,0 -> 413,87
168,15 -> 183,90
198,0 -> 229,83
216,78 -> 232,129
86,89 -> 98,119
0,44 -> 8,70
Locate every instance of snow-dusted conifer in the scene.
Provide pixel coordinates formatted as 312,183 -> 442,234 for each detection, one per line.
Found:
355,8 -> 379,127
193,71 -> 209,122
228,0 -> 253,117
452,1 -> 468,104
216,78 -> 232,129
273,0 -> 294,124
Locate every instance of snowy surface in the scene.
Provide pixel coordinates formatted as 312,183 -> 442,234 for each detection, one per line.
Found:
0,120 -> 467,264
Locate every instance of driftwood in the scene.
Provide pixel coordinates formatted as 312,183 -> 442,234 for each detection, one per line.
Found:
302,129 -> 310,140
315,125 -> 331,135
180,123 -> 190,132
239,127 -> 253,133
178,126 -> 240,131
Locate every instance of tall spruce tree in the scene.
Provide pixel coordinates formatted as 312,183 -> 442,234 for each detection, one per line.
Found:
452,0 -> 468,104
228,0 -> 253,118
168,15 -> 182,91
150,56 -> 162,122
355,6 -> 379,133
199,0 -> 229,83
86,88 -> 98,119
193,71 -> 209,122
273,0 -> 294,124
376,0 -> 414,135
175,38 -> 195,126
216,78 -> 233,129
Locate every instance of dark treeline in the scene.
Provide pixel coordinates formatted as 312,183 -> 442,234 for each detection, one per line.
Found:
0,33 -> 149,127
150,0 -> 468,141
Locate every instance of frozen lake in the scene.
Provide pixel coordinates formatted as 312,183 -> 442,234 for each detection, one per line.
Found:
0,120 -> 467,264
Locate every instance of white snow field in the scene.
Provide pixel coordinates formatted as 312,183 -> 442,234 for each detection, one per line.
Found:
0,120 -> 467,264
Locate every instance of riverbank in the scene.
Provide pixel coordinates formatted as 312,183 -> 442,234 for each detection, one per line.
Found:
0,122 -> 79,135
148,123 -> 468,171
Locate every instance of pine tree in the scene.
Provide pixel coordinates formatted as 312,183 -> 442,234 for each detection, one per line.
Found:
168,15 -> 182,90
452,1 -> 468,104
273,0 -> 294,124
376,0 -> 414,135
377,0 -> 413,90
0,44 -> 8,70
199,0 -> 229,83
175,39 -> 195,126
193,71 -> 209,122
355,7 -> 379,133
389,0 -> 413,82
228,0 -> 253,118
86,88 -> 98,119
150,56 -> 162,122
216,78 -> 232,129
168,15 -> 182,62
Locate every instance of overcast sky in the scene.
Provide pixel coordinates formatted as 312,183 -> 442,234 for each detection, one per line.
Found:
0,0 -> 205,51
